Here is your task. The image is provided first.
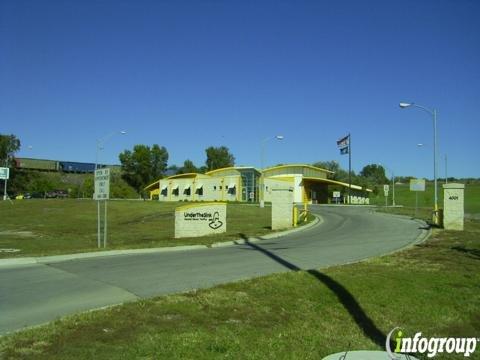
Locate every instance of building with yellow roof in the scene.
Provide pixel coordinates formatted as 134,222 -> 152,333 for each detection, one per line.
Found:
144,164 -> 371,204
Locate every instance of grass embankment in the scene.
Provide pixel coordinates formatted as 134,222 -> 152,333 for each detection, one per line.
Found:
369,182 -> 480,214
0,200 -> 287,258
1,214 -> 478,359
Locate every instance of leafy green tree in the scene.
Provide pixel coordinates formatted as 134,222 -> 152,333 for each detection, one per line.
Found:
166,165 -> 179,175
119,144 -> 169,192
150,144 -> 169,179
0,134 -> 20,163
77,170 -> 138,199
359,164 -> 388,185
197,165 -> 208,174
205,146 -> 235,171
1,134 -> 21,195
177,159 -> 198,174
312,160 -> 350,182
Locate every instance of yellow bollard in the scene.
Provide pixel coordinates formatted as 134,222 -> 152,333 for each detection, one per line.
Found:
293,207 -> 298,227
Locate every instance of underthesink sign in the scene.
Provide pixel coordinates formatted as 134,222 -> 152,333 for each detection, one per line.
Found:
175,202 -> 227,238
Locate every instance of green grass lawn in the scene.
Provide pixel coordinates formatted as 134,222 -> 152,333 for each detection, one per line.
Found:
1,213 -> 478,359
369,182 -> 480,214
0,200 -> 292,258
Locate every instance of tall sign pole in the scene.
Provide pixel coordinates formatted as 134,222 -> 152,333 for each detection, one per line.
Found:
337,133 -> 351,204
1,166 -> 9,201
348,133 -> 351,204
94,168 -> 110,248
95,145 -> 101,248
410,178 -> 426,218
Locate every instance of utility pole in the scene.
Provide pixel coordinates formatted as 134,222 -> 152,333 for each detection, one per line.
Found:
348,133 -> 351,204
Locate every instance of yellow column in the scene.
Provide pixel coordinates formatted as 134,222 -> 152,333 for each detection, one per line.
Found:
192,180 -> 196,201
221,178 -> 225,201
236,176 -> 241,202
303,186 -> 308,222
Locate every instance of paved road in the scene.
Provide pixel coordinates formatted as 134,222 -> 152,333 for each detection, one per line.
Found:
0,206 -> 427,334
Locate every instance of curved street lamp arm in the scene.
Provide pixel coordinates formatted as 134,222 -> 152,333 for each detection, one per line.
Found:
411,103 -> 435,116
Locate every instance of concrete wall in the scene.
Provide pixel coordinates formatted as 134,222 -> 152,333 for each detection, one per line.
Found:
267,178 -> 294,230
443,183 -> 464,230
293,175 -> 303,203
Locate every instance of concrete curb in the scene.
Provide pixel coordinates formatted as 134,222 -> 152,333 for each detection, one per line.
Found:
0,215 -> 322,267
367,209 -> 433,254
210,214 -> 321,248
315,212 -> 433,271
0,257 -> 38,267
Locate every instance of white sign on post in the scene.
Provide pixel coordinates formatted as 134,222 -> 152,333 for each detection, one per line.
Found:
333,191 -> 340,198
0,167 -> 9,180
410,178 -> 426,217
94,168 -> 110,200
383,184 -> 389,196
409,178 -> 426,192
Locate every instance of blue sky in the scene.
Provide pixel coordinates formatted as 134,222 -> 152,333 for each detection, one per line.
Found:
1,0 -> 479,178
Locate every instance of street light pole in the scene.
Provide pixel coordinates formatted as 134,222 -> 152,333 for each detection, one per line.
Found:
260,135 -> 284,207
445,154 -> 448,184
399,102 -> 438,218
391,170 -> 395,207
433,108 -> 438,214
261,135 -> 284,170
95,130 -> 127,171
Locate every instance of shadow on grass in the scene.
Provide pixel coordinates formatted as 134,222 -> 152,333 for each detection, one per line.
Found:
418,225 -> 431,231
238,233 -> 388,349
451,245 -> 480,260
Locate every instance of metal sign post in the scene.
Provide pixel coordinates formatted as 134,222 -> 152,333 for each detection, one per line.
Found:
94,168 -> 110,248
0,167 -> 9,201
415,192 -> 419,218
383,184 -> 389,207
410,178 -> 426,218
333,191 -> 341,204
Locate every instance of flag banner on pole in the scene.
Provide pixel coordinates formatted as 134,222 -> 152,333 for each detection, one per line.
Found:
337,134 -> 349,148
340,146 -> 349,155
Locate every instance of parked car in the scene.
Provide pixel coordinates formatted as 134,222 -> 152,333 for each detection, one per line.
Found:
45,190 -> 69,199
23,193 -> 32,199
56,190 -> 68,198
30,192 -> 45,199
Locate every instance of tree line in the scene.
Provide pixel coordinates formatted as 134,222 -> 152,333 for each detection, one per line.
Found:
0,133 -> 236,197
2,133 -> 472,198
118,145 -> 235,194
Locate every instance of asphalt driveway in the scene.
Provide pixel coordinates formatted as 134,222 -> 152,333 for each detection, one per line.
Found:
0,205 -> 428,334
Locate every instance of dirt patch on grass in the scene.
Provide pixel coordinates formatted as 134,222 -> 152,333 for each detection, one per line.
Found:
0,230 -> 36,237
